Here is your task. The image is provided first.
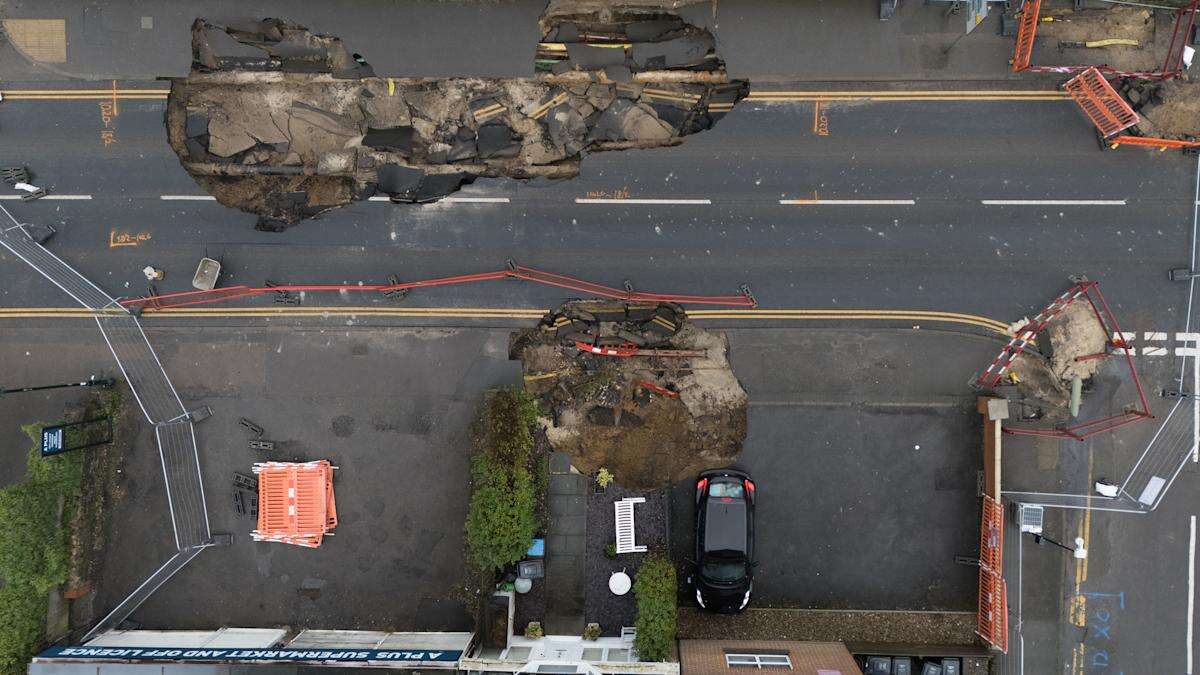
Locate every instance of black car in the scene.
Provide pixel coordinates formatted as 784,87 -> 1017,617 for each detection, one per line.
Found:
690,468 -> 755,612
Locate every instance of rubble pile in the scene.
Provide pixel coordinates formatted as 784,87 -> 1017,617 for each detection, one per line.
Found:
510,300 -> 746,489
537,1 -> 720,78
166,11 -> 748,230
1122,78 -> 1200,140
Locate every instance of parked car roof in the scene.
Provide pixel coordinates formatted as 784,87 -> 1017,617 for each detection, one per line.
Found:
703,499 -> 747,553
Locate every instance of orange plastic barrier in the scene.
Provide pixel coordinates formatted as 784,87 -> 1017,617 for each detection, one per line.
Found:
1011,0 -> 1041,72
1064,67 -> 1139,139
1109,134 -> 1200,151
252,461 -> 337,548
976,496 -> 1008,653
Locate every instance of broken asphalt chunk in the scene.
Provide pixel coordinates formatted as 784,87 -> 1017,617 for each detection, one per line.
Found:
362,126 -> 416,155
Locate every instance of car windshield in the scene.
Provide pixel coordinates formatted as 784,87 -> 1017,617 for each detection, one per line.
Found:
708,480 -> 744,499
701,559 -> 746,582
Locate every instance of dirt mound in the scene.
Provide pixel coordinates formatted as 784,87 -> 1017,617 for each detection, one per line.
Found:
1046,300 -> 1108,381
1006,295 -> 1108,420
510,300 -> 746,489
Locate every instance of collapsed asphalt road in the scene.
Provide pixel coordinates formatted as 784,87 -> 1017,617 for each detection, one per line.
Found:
168,5 -> 748,229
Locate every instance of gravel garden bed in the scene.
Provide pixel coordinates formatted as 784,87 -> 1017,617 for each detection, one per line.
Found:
584,483 -> 669,637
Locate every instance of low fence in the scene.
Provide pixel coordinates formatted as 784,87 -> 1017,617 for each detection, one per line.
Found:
0,204 -> 213,638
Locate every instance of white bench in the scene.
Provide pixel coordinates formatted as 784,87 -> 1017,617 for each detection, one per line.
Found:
614,497 -> 647,554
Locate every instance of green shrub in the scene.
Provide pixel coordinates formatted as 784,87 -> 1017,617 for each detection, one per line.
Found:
465,454 -> 538,572
479,387 -> 539,464
0,583 -> 48,673
0,482 -> 69,594
633,555 -> 677,661
0,423 -> 88,670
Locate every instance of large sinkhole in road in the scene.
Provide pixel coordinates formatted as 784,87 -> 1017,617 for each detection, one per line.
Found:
166,7 -> 748,230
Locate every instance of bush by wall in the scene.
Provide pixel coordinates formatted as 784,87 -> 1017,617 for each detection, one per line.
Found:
0,427 -> 86,671
633,554 -> 677,661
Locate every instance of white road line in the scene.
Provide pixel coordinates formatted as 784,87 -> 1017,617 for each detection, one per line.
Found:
1142,346 -> 1169,356
1185,348 -> 1195,458
779,199 -> 916,206
367,196 -> 511,203
1188,514 -> 1195,674
575,198 -> 712,205
1146,331 -> 1169,341
1179,332 -> 1200,343
0,194 -> 92,200
159,195 -> 217,201
981,199 -> 1127,206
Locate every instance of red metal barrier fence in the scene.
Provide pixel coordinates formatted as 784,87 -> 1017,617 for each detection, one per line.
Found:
120,262 -> 758,311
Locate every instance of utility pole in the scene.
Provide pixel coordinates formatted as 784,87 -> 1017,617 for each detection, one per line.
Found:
0,375 -> 115,397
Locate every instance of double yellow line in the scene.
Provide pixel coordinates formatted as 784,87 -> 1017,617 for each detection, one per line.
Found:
1,88 -> 168,100
747,89 -> 1068,103
0,306 -> 1010,334
0,88 -> 1066,104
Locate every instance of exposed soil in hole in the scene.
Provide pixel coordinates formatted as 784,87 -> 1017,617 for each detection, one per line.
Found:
1005,293 -> 1109,423
510,300 -> 746,489
1035,5 -> 1161,72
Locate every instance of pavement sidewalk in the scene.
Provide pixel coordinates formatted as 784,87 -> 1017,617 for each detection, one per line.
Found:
0,0 -> 1025,82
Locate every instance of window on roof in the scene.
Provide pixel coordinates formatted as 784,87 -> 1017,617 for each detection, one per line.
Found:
724,652 -> 792,669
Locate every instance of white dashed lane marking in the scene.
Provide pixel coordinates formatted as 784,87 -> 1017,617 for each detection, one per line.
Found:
367,196 -> 511,203
0,194 -> 92,200
981,199 -> 1127,206
575,198 -> 711,205
779,199 -> 916,205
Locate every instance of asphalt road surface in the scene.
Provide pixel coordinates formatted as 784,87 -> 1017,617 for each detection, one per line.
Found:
2,84 -> 1198,674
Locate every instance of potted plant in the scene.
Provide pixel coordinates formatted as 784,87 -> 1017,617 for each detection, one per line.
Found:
525,621 -> 544,639
583,623 -> 602,641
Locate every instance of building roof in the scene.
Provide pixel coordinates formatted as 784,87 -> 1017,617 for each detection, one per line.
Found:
679,639 -> 862,675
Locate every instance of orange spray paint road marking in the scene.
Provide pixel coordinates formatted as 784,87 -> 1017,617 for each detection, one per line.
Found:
109,229 -> 151,248
813,101 -> 830,136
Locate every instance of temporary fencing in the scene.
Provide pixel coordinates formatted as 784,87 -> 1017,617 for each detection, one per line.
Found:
1011,0 -> 1198,79
976,496 -> 1008,653
975,280 -> 1152,441
252,461 -> 338,548
1064,67 -> 1139,139
0,203 -> 213,640
119,262 -> 758,311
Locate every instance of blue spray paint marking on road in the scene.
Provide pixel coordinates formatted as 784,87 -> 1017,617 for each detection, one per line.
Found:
1080,590 -> 1125,672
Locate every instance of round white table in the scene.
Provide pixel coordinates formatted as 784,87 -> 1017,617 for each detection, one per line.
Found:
609,571 -> 631,595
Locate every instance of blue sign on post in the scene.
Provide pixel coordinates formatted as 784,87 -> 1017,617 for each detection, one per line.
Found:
40,427 -> 65,456
38,417 -> 112,457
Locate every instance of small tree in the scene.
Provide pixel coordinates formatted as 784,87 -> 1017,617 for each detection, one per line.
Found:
464,454 -> 538,572
480,387 -> 539,464
633,555 -> 677,661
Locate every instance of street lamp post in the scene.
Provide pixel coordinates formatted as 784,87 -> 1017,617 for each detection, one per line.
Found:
0,376 -> 116,397
1032,533 -> 1088,559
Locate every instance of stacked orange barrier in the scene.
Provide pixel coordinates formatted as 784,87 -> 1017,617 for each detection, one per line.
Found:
252,461 -> 338,548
